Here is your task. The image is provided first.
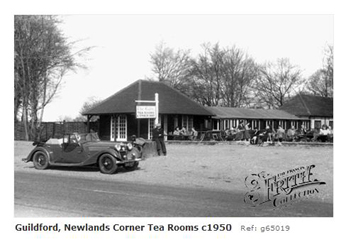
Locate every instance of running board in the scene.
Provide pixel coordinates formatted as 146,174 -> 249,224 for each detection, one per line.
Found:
49,158 -> 141,167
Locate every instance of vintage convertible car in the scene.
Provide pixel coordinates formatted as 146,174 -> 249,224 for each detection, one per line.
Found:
22,132 -> 141,174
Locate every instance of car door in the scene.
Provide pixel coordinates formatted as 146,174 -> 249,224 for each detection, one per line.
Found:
47,143 -> 64,163
61,135 -> 87,163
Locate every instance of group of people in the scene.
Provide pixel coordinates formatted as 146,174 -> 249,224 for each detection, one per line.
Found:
250,125 -> 282,145
152,121 -> 333,156
173,126 -> 198,140
316,124 -> 333,142
224,121 -> 333,145
251,124 -> 310,145
281,124 -> 332,143
249,123 -> 332,145
225,121 -> 252,141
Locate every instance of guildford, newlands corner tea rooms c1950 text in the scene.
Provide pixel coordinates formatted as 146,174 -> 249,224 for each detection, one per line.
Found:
15,223 -> 233,233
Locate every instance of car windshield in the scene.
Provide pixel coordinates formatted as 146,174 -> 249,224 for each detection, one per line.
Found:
44,133 -> 100,145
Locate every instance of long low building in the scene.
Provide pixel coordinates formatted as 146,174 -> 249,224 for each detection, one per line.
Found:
206,107 -> 310,131
83,79 -> 328,141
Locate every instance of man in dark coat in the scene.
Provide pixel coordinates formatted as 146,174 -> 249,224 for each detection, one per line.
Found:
152,123 -> 167,156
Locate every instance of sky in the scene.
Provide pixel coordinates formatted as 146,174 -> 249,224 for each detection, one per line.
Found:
41,14 -> 334,121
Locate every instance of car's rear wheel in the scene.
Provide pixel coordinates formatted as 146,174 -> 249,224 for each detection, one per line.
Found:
33,151 -> 50,170
98,154 -> 118,174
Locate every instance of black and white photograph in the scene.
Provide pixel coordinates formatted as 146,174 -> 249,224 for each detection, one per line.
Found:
14,14 -> 333,217
4,0 -> 345,246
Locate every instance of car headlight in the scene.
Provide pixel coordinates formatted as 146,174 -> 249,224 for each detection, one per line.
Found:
114,143 -> 121,151
127,143 -> 133,150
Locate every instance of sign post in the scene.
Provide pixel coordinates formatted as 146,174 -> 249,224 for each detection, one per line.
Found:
155,93 -> 159,124
135,93 -> 159,137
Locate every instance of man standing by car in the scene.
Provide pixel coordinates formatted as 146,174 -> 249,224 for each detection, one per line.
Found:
152,123 -> 167,156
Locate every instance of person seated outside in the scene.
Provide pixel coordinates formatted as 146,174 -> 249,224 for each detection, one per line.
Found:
235,121 -> 245,140
70,133 -> 81,144
258,125 -> 274,144
180,126 -> 188,136
224,127 -> 235,141
328,126 -> 333,135
317,124 -> 330,142
276,125 -> 285,145
257,128 -> 268,145
286,126 -> 296,142
300,124 -> 307,135
266,125 -> 275,143
250,128 -> 260,144
173,127 -> 181,140
232,127 -> 238,133
190,127 -> 198,141
311,128 -> 320,141
225,128 -> 231,137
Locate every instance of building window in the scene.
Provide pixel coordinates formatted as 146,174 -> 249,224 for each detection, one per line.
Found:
181,115 -> 194,131
111,115 -> 116,141
329,121 -> 333,129
213,120 -> 218,130
119,115 -> 127,140
204,119 -> 209,129
110,115 -> 127,141
315,120 -> 321,129
182,116 -> 188,129
148,118 -> 155,139
174,116 -> 179,128
291,121 -> 295,129
188,116 -> 194,130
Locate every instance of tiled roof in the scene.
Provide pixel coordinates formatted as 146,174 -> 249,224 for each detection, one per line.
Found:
207,107 -> 306,120
83,80 -> 214,116
280,94 -> 333,117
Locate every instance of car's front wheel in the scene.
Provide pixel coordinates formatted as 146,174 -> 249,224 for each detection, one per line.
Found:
98,154 -> 118,174
125,161 -> 139,171
33,151 -> 50,170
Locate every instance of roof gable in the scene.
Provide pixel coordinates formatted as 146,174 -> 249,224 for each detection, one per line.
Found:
280,94 -> 333,117
84,80 -> 214,116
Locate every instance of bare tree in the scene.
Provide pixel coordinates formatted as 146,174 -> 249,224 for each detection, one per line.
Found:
150,41 -> 191,92
253,58 -> 304,109
305,44 -> 333,97
15,15 -> 93,140
188,43 -> 224,106
220,46 -> 258,107
188,43 -> 257,107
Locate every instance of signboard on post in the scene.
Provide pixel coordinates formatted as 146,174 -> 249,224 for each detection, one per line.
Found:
135,93 -> 159,124
136,105 -> 156,118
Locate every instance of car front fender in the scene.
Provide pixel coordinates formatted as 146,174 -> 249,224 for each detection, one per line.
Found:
82,148 -> 122,166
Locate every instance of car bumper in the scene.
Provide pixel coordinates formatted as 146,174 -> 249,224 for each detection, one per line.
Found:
123,158 -> 141,163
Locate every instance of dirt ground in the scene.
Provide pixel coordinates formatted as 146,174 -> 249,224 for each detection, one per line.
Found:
14,141 -> 333,204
